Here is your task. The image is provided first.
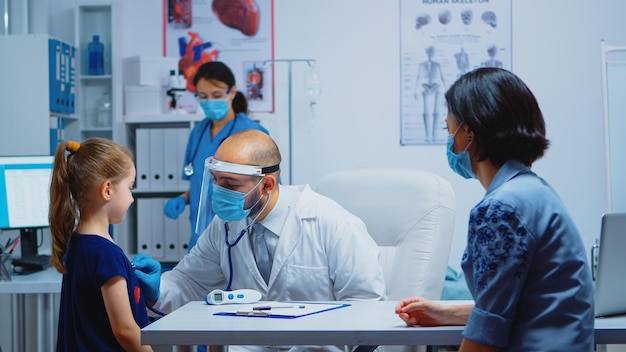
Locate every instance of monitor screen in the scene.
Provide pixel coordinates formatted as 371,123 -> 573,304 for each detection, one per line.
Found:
0,156 -> 54,229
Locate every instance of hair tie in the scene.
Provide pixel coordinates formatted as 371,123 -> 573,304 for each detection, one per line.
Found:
66,141 -> 81,153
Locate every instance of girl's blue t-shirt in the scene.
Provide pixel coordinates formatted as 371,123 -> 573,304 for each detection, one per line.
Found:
56,234 -> 149,351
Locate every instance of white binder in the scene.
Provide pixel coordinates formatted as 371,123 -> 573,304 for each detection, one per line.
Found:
149,129 -> 165,189
162,128 -> 180,190
135,128 -> 151,189
177,127 -> 190,189
163,205 -> 180,262
136,198 -> 152,255
178,206 -> 191,259
151,198 -> 166,260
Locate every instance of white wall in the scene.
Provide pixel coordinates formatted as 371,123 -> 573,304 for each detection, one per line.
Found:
118,0 -> 624,271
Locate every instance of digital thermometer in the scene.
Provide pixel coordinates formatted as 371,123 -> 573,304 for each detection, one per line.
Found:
205,289 -> 262,305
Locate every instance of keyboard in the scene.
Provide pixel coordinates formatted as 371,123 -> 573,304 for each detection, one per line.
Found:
12,254 -> 51,271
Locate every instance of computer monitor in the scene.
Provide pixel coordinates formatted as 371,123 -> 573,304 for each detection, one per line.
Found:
0,155 -> 54,256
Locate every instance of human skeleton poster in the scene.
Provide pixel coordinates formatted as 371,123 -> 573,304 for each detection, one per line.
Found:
399,0 -> 511,145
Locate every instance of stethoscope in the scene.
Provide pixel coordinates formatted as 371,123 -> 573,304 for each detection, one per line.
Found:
224,190 -> 271,291
140,183 -> 270,316
130,260 -> 169,317
184,116 -> 237,176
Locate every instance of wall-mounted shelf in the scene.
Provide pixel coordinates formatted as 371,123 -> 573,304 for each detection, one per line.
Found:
124,113 -> 203,124
75,3 -> 114,140
80,127 -> 113,132
79,74 -> 113,80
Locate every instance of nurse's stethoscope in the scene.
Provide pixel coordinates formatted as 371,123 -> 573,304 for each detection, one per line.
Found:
184,117 -> 237,176
223,190 -> 271,291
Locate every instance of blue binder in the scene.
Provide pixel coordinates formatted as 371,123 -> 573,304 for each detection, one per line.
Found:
69,45 -> 76,114
48,38 -> 62,113
49,116 -> 65,155
60,41 -> 71,114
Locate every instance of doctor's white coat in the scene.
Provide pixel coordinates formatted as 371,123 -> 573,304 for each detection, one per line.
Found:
156,184 -> 386,314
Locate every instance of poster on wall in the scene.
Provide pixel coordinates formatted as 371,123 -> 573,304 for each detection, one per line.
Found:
163,0 -> 275,112
399,0 -> 511,145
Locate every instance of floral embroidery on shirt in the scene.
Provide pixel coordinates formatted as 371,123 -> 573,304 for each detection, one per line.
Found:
468,200 -> 530,293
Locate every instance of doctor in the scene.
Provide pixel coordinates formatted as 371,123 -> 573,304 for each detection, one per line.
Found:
135,130 -> 385,350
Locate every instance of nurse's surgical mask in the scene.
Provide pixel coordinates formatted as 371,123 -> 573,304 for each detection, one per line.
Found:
197,87 -> 232,121
199,99 -> 229,121
211,178 -> 264,222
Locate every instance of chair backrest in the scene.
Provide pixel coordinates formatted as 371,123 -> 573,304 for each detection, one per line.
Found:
316,168 -> 456,300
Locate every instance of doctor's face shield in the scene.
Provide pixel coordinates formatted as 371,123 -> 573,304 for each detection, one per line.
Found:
195,156 -> 280,235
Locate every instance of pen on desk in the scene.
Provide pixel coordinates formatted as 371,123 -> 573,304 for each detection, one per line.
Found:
252,305 -> 306,310
3,237 -> 10,251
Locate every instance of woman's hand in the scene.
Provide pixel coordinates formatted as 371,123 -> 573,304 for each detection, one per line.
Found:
395,296 -> 471,327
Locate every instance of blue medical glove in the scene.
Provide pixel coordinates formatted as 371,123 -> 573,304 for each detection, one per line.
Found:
132,253 -> 161,302
164,196 -> 186,219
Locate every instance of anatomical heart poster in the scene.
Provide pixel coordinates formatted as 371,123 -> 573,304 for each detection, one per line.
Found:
399,0 -> 511,145
164,0 -> 275,112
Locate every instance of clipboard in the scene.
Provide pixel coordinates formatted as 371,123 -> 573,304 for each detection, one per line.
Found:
213,302 -> 351,319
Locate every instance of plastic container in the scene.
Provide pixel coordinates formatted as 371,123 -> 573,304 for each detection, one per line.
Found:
88,35 -> 104,75
97,92 -> 112,127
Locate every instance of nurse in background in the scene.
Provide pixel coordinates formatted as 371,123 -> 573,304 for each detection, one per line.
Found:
163,61 -> 269,250
396,67 -> 594,351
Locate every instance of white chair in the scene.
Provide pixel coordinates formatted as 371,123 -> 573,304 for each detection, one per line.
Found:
316,168 -> 456,352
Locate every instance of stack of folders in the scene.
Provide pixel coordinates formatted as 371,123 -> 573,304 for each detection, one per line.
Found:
48,38 -> 76,115
137,197 -> 190,262
48,37 -> 76,154
135,127 -> 189,191
135,126 -> 191,263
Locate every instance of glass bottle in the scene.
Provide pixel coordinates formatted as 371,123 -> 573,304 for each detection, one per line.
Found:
88,35 -> 104,75
97,92 -> 112,127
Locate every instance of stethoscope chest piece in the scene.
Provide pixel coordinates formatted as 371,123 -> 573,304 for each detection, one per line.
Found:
184,163 -> 194,176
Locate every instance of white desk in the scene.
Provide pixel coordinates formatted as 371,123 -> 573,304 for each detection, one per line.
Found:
142,300 -> 467,347
596,315 -> 626,344
142,300 -> 626,348
0,266 -> 62,352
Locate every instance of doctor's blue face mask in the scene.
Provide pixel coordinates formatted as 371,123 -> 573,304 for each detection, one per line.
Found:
446,122 -> 476,179
195,157 -> 281,231
211,179 -> 264,222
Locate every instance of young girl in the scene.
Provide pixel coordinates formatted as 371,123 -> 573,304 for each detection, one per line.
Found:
50,138 -> 153,352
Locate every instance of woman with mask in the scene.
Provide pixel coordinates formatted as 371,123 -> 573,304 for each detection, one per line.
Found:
163,61 -> 269,250
395,68 -> 594,351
